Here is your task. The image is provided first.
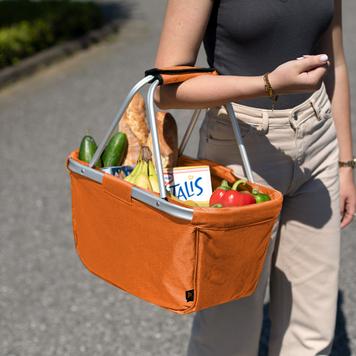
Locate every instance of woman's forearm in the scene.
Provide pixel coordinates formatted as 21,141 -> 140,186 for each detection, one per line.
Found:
325,61 -> 354,163
155,56 -> 330,110
155,74 -> 266,109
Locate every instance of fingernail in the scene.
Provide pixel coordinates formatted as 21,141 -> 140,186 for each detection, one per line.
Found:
296,57 -> 304,60
320,54 -> 329,62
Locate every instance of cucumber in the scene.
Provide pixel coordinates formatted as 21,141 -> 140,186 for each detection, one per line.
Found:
78,135 -> 102,167
101,132 -> 128,167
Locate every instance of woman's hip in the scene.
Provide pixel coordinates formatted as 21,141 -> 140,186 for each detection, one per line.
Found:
198,82 -> 339,194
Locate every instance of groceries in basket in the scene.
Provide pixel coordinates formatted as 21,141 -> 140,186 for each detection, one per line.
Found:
163,165 -> 212,207
79,135 -> 102,167
101,165 -> 133,179
78,132 -> 128,168
119,93 -> 178,168
76,90 -> 270,210
209,179 -> 271,207
123,146 -> 213,207
124,146 -> 160,193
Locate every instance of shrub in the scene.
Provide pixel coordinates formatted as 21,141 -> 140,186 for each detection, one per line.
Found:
0,1 -> 103,69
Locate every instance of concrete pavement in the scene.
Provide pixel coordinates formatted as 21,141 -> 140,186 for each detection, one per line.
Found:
0,1 -> 355,355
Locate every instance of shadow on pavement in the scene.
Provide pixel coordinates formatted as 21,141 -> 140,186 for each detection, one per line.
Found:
258,290 -> 351,356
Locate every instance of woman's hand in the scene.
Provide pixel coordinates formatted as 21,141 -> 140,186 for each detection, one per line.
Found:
339,169 -> 356,228
269,54 -> 330,95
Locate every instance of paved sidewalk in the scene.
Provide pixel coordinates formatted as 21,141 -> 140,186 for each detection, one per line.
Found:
0,1 -> 355,355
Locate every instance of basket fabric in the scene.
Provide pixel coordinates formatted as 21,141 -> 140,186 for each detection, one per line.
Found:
68,151 -> 283,314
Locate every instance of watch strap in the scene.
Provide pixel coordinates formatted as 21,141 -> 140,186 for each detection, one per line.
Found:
338,158 -> 356,168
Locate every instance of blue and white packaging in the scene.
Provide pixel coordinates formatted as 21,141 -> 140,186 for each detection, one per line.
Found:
163,165 -> 212,205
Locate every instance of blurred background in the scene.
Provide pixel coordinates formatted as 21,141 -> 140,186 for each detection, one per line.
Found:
0,0 -> 355,355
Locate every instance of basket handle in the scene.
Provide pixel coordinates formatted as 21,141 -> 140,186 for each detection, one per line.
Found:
145,66 -> 219,85
89,67 -> 254,201
144,68 -> 254,199
88,67 -> 217,169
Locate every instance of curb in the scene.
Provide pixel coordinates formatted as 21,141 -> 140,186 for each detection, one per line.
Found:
0,18 -> 123,90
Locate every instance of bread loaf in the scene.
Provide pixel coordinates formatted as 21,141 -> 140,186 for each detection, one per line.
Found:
146,111 -> 178,168
119,93 -> 148,166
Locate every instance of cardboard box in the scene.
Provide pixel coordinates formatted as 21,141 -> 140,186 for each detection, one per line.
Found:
164,165 -> 212,205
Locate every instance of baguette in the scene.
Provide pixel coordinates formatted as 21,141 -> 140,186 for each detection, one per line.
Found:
146,111 -> 178,168
119,93 -> 148,165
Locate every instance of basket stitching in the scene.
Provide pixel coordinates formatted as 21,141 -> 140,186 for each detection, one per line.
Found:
196,217 -> 275,232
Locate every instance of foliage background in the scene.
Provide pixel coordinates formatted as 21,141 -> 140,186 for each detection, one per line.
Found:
0,0 -> 103,69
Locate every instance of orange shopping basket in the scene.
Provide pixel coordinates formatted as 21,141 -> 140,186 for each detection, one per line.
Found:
67,67 -> 283,314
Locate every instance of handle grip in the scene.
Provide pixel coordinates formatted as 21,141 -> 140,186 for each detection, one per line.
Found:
145,66 -> 218,85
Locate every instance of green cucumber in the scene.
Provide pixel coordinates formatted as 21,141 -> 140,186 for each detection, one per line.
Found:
101,132 -> 128,167
78,135 -> 102,167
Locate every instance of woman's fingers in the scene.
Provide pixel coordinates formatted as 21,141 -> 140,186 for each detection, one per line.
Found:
340,193 -> 356,229
270,54 -> 330,94
296,54 -> 329,71
298,66 -> 328,88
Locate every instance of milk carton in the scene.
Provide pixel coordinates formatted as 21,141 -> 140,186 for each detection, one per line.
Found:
163,165 -> 212,205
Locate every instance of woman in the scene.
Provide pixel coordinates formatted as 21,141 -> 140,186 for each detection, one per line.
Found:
154,1 -> 356,355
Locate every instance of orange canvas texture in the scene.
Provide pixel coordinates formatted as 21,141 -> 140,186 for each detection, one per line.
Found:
157,66 -> 218,85
68,151 -> 283,314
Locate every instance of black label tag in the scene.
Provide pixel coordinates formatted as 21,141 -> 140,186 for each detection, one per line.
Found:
186,290 -> 194,302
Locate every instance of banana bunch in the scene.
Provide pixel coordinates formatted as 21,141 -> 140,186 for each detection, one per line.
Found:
124,146 -> 160,193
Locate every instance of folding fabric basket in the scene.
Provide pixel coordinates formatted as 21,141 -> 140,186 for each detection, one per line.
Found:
67,67 -> 283,314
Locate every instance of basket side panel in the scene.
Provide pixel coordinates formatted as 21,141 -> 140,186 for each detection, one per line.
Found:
193,218 -> 275,312
70,172 -> 197,313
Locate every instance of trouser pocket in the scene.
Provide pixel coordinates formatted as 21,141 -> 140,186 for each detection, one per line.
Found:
198,109 -> 252,166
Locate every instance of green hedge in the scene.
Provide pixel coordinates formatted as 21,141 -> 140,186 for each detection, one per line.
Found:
0,1 -> 104,69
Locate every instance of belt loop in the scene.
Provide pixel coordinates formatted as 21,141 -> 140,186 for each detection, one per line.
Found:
310,98 -> 322,120
260,110 -> 269,133
288,108 -> 298,130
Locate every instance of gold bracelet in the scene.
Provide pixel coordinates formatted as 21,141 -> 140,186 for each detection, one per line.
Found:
263,72 -> 279,110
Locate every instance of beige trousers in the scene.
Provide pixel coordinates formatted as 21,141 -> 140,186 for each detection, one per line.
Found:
187,83 -> 341,356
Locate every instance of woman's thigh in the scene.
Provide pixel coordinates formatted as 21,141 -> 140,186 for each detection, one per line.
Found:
268,174 -> 340,356
196,101 -> 340,355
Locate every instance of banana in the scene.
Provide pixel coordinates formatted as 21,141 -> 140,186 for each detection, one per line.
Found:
133,160 -> 152,191
124,146 -> 163,194
148,160 -> 160,193
124,159 -> 143,183
124,149 -> 143,183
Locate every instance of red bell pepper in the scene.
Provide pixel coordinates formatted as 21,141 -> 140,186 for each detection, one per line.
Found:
209,180 -> 231,206
221,190 -> 256,207
209,179 -> 256,207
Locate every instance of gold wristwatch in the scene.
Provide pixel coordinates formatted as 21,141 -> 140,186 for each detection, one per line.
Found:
339,158 -> 356,169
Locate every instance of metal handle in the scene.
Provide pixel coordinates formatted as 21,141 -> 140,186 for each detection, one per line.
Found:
225,103 -> 254,183
178,109 -> 202,155
89,76 -> 254,201
144,93 -> 255,199
177,107 -> 255,183
146,80 -> 167,199
89,75 -> 154,168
